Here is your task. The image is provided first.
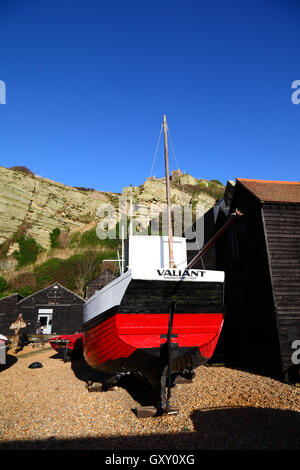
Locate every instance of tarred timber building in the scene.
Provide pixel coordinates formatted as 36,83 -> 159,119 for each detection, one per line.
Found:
85,270 -> 117,299
216,178 -> 300,383
0,294 -> 24,337
18,283 -> 85,336
0,283 -> 84,337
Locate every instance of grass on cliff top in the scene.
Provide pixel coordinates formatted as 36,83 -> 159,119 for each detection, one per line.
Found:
68,222 -> 125,250
34,249 -> 117,291
1,225 -> 122,298
2,247 -> 119,298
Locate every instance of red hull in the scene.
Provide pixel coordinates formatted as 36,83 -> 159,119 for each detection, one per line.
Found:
49,333 -> 84,352
84,313 -> 223,373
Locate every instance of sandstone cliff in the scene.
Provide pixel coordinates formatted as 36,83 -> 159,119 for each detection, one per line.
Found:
0,166 -> 110,248
0,166 -> 224,295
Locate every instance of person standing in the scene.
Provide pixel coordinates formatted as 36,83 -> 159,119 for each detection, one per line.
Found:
36,319 -> 42,334
9,313 -> 27,353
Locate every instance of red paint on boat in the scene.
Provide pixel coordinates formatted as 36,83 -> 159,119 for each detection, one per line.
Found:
84,313 -> 223,370
49,332 -> 84,352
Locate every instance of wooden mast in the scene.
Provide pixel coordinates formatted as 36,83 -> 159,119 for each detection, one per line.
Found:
163,114 -> 175,269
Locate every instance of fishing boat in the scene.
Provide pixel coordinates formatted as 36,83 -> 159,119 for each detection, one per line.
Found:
82,115 -> 240,415
49,332 -> 84,362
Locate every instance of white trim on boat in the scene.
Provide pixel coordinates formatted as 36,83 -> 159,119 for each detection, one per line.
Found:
83,270 -> 133,324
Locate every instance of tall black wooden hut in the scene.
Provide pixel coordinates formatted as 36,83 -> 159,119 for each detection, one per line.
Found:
0,293 -> 24,336
185,181 -> 235,363
216,178 -> 300,383
17,282 -> 85,336
85,269 -> 117,299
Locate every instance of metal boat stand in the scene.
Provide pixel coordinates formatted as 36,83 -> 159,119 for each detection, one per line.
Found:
134,303 -> 196,418
85,373 -> 122,392
133,366 -> 182,418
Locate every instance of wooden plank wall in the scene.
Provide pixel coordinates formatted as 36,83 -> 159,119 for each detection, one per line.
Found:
218,183 -> 282,377
18,285 -> 85,336
85,270 -> 117,299
0,294 -> 23,337
262,203 -> 300,380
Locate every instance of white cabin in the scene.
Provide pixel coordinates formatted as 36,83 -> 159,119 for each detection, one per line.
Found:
125,236 -> 187,272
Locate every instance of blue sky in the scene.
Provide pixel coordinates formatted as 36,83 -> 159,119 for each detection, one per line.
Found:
0,0 -> 300,193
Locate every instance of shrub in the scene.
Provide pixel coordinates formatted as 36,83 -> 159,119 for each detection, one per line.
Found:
18,286 -> 34,298
204,182 -> 225,201
13,236 -> 43,267
10,166 -> 34,176
78,228 -> 102,247
69,226 -> 121,250
34,258 -> 64,288
33,249 -> 117,295
0,241 -> 9,259
12,272 -> 37,292
0,276 -> 8,292
73,186 -> 95,192
50,228 -> 61,248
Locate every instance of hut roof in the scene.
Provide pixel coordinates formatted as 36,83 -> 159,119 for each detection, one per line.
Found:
0,293 -> 24,302
237,178 -> 300,204
17,282 -> 85,304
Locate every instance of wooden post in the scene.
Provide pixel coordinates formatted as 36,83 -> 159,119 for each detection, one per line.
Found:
163,115 -> 175,268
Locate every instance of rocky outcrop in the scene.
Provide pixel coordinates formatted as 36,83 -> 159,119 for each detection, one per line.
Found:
120,176 -> 223,232
0,166 -> 110,249
122,178 -> 192,205
177,174 -> 198,186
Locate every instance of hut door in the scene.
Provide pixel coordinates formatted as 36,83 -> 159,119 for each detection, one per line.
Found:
38,309 -> 53,334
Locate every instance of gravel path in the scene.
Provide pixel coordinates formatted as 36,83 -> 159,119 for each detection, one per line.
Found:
0,345 -> 299,450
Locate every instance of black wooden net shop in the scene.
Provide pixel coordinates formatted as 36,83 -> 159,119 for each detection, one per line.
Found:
0,293 -> 24,336
215,178 -> 300,384
17,283 -> 84,336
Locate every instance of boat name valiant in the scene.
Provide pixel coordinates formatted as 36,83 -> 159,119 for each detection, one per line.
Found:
157,269 -> 204,279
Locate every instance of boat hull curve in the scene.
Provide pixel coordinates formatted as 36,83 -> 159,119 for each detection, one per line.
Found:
83,312 -> 223,375
83,276 -> 224,379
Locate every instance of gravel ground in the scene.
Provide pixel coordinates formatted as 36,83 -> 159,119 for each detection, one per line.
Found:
0,345 -> 299,450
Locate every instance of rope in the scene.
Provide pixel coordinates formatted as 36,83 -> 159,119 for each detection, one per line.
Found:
149,124 -> 163,177
150,121 -> 180,178
167,127 -> 180,170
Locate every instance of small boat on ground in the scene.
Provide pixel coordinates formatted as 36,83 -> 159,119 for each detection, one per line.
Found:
0,334 -> 9,366
49,332 -> 84,362
82,116 -> 242,415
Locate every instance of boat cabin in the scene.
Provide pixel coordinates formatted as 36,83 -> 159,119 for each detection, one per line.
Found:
125,235 -> 187,273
